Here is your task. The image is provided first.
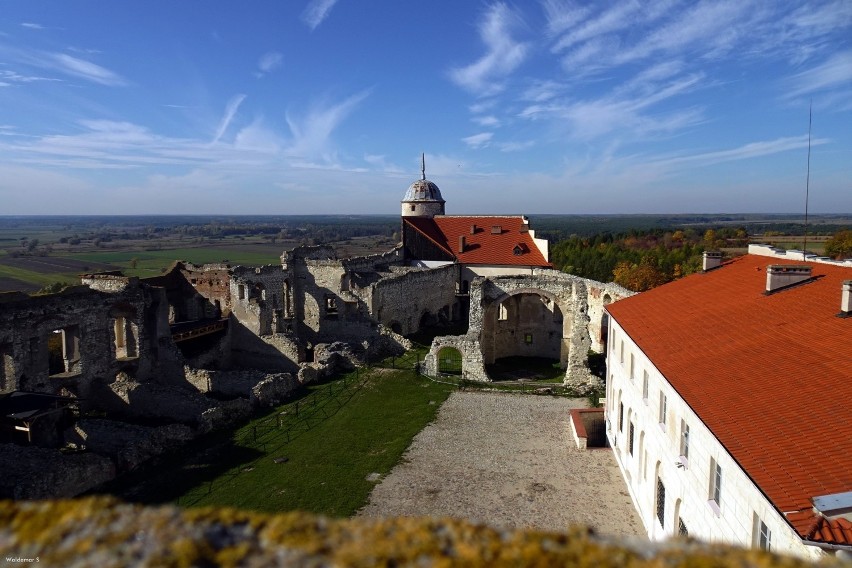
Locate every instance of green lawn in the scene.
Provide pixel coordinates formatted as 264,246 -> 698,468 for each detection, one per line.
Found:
105,365 -> 454,517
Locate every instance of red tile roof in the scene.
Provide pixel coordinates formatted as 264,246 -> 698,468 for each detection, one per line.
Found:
404,216 -> 551,267
606,254 -> 852,546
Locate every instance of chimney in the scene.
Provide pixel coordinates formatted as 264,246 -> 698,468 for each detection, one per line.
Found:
702,251 -> 723,271
458,235 -> 465,254
491,225 -> 502,234
840,280 -> 852,317
470,224 -> 476,235
765,265 -> 812,294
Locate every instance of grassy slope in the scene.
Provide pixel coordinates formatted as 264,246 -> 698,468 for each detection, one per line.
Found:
108,368 -> 454,517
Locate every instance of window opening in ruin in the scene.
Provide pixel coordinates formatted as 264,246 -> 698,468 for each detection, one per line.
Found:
283,280 -> 292,317
256,284 -> 267,301
498,302 -> 508,321
0,343 -> 12,390
325,295 -> 338,316
657,478 -> 666,528
524,333 -> 533,344
113,316 -> 138,359
238,284 -> 245,300
48,325 -> 81,376
460,280 -> 469,294
437,347 -> 463,375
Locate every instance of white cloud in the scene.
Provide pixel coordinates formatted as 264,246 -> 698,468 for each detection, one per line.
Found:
786,50 -> 852,98
212,94 -> 247,144
462,132 -> 493,149
51,53 -> 126,86
257,51 -> 283,75
472,115 -> 500,127
499,140 -> 534,152
448,3 -> 529,96
541,0 -> 589,36
285,89 -> 370,162
20,23 -> 45,30
302,0 -> 339,31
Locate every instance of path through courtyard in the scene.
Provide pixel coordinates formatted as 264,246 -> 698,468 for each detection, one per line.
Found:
358,390 -> 645,538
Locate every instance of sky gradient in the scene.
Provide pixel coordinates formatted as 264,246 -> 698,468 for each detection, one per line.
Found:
1,1 -> 850,215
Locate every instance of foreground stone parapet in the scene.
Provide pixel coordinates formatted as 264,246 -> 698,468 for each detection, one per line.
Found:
0,498 -> 842,567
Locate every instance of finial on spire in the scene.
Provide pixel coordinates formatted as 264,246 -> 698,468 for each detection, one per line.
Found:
421,152 -> 426,181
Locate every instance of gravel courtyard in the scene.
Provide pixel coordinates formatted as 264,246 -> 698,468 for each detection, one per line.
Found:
358,390 -> 645,538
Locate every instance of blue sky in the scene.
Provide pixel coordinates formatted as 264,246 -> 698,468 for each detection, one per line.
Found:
1,1 -> 850,215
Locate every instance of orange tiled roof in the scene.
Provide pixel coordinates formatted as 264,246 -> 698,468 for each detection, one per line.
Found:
404,216 -> 551,267
606,254 -> 852,546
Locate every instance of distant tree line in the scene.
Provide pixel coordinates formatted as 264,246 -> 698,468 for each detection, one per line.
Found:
552,228 -> 750,291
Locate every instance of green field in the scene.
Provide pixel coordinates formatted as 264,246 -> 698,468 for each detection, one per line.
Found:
104,360 -> 455,516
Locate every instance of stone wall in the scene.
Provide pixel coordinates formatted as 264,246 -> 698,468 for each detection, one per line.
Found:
370,264 -> 460,335
423,270 -> 633,387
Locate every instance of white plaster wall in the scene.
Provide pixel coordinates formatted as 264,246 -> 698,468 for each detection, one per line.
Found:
604,318 -> 824,561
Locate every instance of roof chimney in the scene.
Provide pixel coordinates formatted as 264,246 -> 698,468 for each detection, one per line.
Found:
703,251 -> 723,271
458,235 -> 465,254
491,225 -> 502,235
470,224 -> 476,234
840,280 -> 852,317
765,265 -> 812,294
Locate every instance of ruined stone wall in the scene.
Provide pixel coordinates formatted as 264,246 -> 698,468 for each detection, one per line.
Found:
0,283 -> 177,406
370,264 -> 459,336
180,262 -> 232,318
424,270 -> 633,386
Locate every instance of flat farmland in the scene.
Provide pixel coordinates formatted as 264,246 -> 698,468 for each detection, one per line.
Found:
0,255 -> 118,274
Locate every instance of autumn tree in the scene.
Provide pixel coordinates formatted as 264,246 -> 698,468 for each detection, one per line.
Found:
612,259 -> 668,292
824,230 -> 852,260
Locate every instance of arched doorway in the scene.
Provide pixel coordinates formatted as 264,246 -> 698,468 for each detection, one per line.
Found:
437,347 -> 462,375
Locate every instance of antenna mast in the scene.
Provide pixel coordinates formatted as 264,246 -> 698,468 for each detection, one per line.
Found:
803,101 -> 812,261
421,153 -> 426,180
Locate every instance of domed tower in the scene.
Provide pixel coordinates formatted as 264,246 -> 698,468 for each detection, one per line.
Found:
401,153 -> 445,218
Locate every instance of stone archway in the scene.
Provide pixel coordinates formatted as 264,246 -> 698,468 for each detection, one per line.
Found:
481,289 -> 572,380
437,347 -> 462,375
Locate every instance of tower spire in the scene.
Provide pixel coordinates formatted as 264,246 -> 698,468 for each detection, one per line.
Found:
421,152 -> 426,181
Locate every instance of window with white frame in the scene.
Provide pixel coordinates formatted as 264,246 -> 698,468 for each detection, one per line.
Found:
629,353 -> 635,381
679,421 -> 690,461
659,392 -> 667,430
642,370 -> 649,401
753,514 -> 772,551
709,458 -> 722,510
619,340 -> 624,363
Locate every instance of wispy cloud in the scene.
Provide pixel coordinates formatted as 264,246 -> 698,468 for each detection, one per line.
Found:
302,0 -> 339,31
472,115 -> 500,127
786,50 -> 852,98
462,132 -> 493,149
285,89 -> 370,162
20,23 -> 45,30
449,3 -> 529,96
256,51 -> 283,77
0,69 -> 61,85
212,94 -> 247,144
52,53 -> 126,86
499,140 -> 534,152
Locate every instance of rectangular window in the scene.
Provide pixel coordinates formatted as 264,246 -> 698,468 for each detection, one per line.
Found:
710,458 -> 722,508
659,392 -> 667,430
325,295 -> 338,315
619,340 -> 624,363
628,422 -> 635,455
524,333 -> 533,345
656,478 -> 666,528
629,353 -> 635,381
680,422 -> 690,460
754,515 -> 772,551
618,402 -> 624,432
642,370 -> 649,401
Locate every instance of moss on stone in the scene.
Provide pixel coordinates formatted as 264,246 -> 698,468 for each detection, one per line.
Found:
0,498 -> 844,567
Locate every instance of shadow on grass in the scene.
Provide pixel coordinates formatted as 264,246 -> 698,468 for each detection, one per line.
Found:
485,356 -> 565,383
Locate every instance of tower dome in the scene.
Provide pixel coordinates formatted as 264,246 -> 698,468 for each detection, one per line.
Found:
401,154 -> 445,218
